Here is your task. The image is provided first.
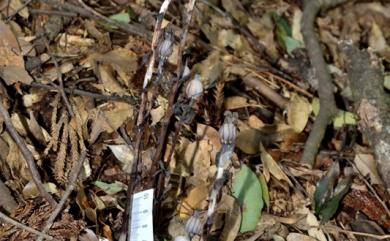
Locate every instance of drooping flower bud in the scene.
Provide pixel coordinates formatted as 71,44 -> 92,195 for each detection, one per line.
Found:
173,236 -> 190,241
157,25 -> 174,62
219,111 -> 237,145
185,74 -> 203,99
185,210 -> 203,236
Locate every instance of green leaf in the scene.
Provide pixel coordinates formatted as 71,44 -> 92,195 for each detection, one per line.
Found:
314,162 -> 340,214
281,35 -> 301,55
258,173 -> 270,209
333,110 -> 357,128
311,98 -> 320,116
272,12 -> 301,55
318,176 -> 351,221
232,164 -> 264,233
109,12 -> 130,23
94,181 -> 127,195
271,12 -> 291,37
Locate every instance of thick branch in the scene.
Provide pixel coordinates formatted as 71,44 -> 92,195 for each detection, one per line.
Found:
300,0 -> 345,167
342,43 -> 390,195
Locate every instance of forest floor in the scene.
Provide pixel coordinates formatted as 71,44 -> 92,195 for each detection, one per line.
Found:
0,0 -> 389,241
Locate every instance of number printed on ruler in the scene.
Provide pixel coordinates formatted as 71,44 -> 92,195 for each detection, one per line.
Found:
130,189 -> 154,241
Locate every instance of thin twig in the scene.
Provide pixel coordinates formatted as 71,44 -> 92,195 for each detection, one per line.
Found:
0,96 -> 57,207
320,224 -> 390,240
30,9 -> 78,17
43,38 -> 74,117
300,0 -> 345,167
29,82 -> 137,104
40,0 -> 151,41
121,1 -> 173,240
36,150 -> 88,241
4,0 -> 33,21
346,159 -> 390,218
152,0 -> 197,195
0,211 -> 55,241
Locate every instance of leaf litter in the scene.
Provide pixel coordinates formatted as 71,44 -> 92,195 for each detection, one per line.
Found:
0,0 -> 389,241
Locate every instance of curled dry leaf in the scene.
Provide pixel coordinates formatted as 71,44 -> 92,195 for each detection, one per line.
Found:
260,144 -> 293,187
11,113 -> 50,143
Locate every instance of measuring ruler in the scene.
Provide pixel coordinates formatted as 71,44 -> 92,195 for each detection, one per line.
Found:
129,189 -> 154,241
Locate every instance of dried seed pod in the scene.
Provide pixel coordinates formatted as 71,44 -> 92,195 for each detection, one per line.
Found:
219,111 -> 237,145
185,74 -> 203,99
185,210 -> 203,236
157,25 -> 174,61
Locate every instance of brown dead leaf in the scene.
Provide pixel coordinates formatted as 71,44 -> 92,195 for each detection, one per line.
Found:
150,95 -> 168,126
217,29 -> 244,50
294,207 -> 327,241
286,94 -> 311,133
0,0 -> 29,19
247,14 -> 279,61
58,33 -> 95,55
287,233 -> 317,241
11,113 -> 50,143
42,62 -> 74,82
221,0 -> 248,25
217,195 -> 242,241
196,123 -> 221,163
224,96 -> 264,110
193,50 -> 223,89
0,19 -> 32,85
180,140 -> 213,182
369,22 -> 390,60
89,102 -> 133,143
98,64 -> 126,94
179,183 -> 209,218
248,115 -> 266,129
261,144 -> 293,186
354,153 -> 383,185
236,128 -> 263,154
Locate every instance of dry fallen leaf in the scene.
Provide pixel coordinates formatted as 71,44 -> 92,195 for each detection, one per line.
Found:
261,144 -> 293,186
196,123 -> 221,162
354,153 -> 383,185
193,50 -> 223,89
150,95 -> 168,126
217,195 -> 241,241
0,19 -> 32,85
89,102 -> 133,143
180,140 -> 213,182
224,96 -> 264,110
0,0 -> 29,19
179,183 -> 209,218
287,233 -> 317,241
286,94 -> 312,133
